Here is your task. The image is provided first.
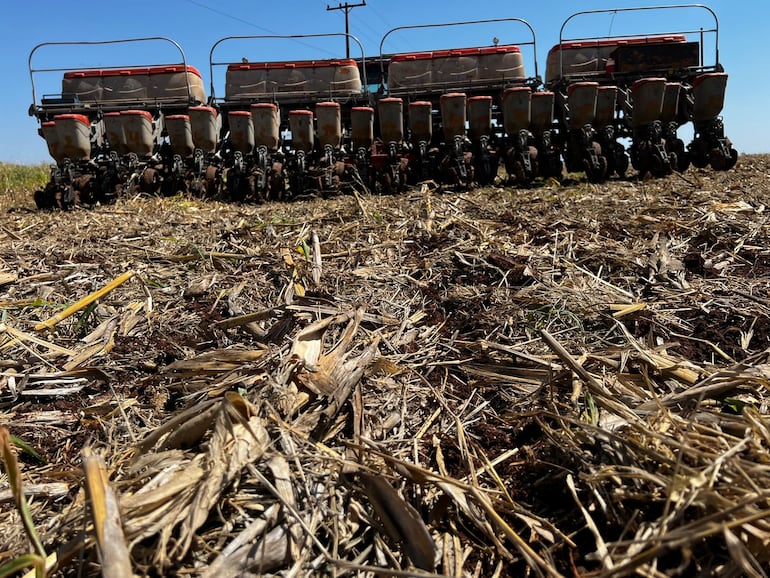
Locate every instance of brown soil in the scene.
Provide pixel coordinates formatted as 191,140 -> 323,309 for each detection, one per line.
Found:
2,156 -> 770,577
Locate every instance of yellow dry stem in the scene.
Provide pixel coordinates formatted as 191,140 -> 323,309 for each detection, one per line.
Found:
35,271 -> 135,331
610,302 -> 647,318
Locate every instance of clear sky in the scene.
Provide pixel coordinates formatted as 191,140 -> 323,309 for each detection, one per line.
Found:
2,1 -> 766,164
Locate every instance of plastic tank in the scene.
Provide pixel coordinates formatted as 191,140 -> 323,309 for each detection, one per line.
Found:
475,46 -> 525,83
41,121 -> 65,163
387,53 -> 433,91
433,51 -> 476,87
316,102 -> 342,148
440,93 -> 467,141
331,60 -> 363,95
103,112 -> 128,155
594,86 -> 618,128
351,107 -> 374,149
121,110 -> 155,156
251,103 -> 280,150
468,96 -> 493,141
149,65 -> 206,103
165,114 -> 194,156
691,73 -> 728,123
189,106 -> 219,153
54,114 -> 91,161
228,110 -> 254,154
566,82 -> 599,129
102,68 -> 149,101
378,97 -> 404,144
502,87 -> 531,134
660,83 -> 682,123
408,101 -> 432,144
629,78 -> 665,127
289,110 -> 314,153
530,92 -> 555,133
62,70 -> 103,102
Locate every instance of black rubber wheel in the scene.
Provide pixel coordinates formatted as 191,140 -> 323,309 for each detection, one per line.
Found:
614,146 -> 629,178
582,158 -> 594,181
690,142 -> 709,168
34,188 -> 51,210
513,160 -> 526,185
529,159 -> 539,184
142,168 -> 160,193
709,147 -> 727,171
378,170 -> 393,195
650,153 -> 671,178
190,179 -> 204,197
585,156 -> 607,183
668,152 -> 679,175
691,155 -> 708,169
593,155 -> 608,182
228,178 -> 246,202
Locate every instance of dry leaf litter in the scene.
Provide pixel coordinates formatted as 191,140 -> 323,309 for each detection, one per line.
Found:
1,156 -> 770,577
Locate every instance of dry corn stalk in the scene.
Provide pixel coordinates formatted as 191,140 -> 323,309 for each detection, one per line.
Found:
82,447 -> 132,578
35,270 -> 135,331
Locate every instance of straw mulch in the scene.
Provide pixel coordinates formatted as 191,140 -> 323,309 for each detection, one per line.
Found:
1,155 -> 770,577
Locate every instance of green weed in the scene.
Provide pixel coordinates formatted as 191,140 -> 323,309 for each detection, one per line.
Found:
0,163 -> 49,192
0,428 -> 48,577
0,163 -> 49,210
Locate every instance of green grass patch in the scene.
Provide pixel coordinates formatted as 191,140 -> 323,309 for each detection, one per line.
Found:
0,163 -> 49,210
0,163 -> 49,193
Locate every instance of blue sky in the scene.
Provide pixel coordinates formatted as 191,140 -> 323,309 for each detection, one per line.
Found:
2,1 -> 766,164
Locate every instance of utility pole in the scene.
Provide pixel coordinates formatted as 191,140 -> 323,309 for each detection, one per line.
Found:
326,1 -> 366,58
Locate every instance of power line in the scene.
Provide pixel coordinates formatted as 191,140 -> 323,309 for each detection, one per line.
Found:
183,0 -> 278,35
182,0 -> 337,57
347,12 -> 381,53
326,1 -> 367,58
364,1 -> 418,53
